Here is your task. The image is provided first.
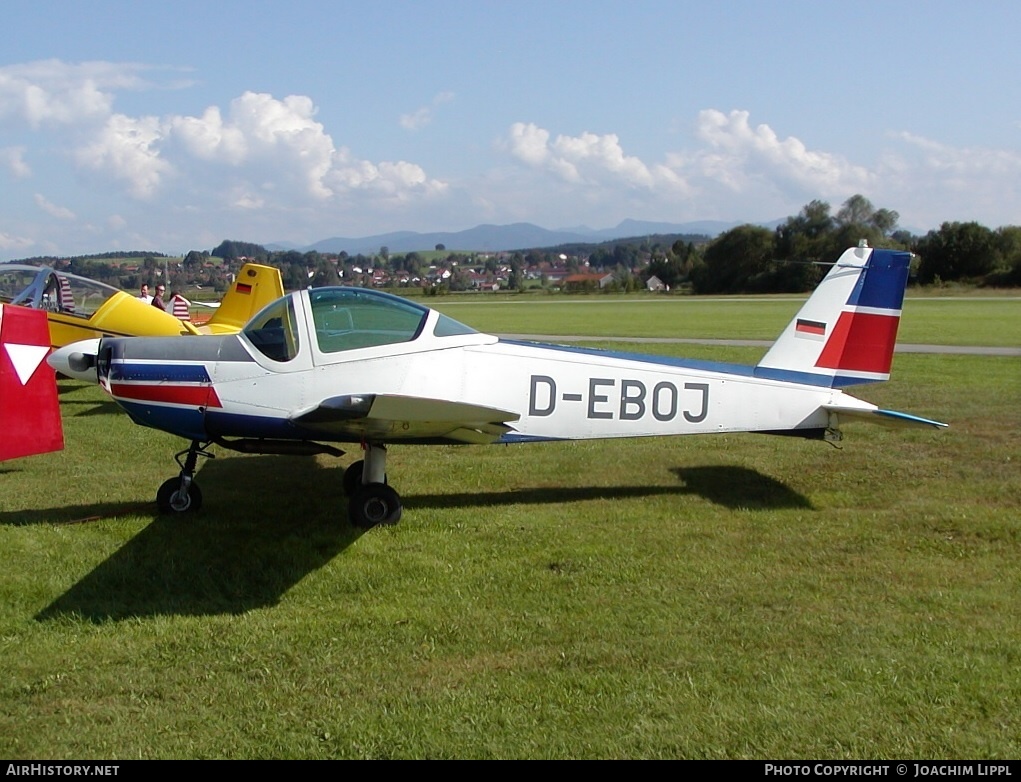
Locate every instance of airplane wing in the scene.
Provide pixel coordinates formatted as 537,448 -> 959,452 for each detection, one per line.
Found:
290,394 -> 520,444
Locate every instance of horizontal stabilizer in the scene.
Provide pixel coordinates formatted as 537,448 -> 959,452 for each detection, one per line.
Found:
823,403 -> 948,430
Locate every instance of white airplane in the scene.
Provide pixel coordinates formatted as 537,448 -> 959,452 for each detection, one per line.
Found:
49,242 -> 946,527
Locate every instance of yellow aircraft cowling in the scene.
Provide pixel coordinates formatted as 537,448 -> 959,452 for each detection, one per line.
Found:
46,291 -> 199,347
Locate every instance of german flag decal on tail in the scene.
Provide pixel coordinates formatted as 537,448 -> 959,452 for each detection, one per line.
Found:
756,243 -> 910,388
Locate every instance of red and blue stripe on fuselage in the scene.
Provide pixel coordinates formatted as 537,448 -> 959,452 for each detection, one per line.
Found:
106,360 -> 221,440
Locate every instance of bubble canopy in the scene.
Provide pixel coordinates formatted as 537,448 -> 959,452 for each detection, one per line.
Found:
242,286 -> 477,362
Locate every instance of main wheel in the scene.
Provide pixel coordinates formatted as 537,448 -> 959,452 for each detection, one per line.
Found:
156,477 -> 203,514
342,460 -> 364,496
349,483 -> 402,528
342,460 -> 387,496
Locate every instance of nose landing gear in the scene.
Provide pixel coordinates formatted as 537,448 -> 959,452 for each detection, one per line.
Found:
155,440 -> 213,514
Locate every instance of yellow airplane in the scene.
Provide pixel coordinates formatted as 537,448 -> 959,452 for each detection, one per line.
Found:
0,262 -> 283,348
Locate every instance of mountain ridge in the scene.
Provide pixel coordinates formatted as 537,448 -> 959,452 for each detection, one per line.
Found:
266,218 -> 774,255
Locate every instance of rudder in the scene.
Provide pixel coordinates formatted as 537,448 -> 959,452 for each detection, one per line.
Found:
203,263 -> 285,334
0,304 -> 63,461
756,243 -> 911,388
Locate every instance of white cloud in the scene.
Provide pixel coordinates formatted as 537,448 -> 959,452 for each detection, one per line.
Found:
874,131 -> 1021,227
165,91 -> 338,200
163,92 -> 447,207
890,131 -> 1021,178
74,113 -> 172,200
505,122 -> 686,193
34,193 -> 75,220
0,60 -> 158,128
1,147 -> 31,178
0,231 -> 34,252
66,90 -> 445,205
168,105 -> 248,164
221,92 -> 336,200
685,109 -> 872,195
399,91 -> 454,131
1,60 -> 450,237
506,122 -> 551,166
328,151 -> 447,201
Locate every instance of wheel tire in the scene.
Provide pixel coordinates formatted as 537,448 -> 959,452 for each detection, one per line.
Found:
342,460 -> 387,496
342,460 -> 364,496
349,483 -> 402,528
156,477 -> 203,514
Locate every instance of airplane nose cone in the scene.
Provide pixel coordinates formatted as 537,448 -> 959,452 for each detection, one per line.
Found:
48,338 -> 102,382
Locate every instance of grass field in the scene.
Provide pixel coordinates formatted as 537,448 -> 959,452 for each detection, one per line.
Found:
428,293 -> 1021,347
1,298 -> 1018,759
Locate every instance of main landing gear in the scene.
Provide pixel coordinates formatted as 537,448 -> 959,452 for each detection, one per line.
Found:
343,442 -> 402,529
156,440 -> 213,514
153,438 -> 402,529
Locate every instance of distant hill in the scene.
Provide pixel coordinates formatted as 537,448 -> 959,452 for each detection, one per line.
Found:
266,219 -> 772,256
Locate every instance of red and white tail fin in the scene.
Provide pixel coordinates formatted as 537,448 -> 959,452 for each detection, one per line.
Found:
756,243 -> 910,388
0,304 -> 63,461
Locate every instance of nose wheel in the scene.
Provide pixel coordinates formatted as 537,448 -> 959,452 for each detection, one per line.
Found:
157,477 -> 203,513
156,440 -> 212,515
345,443 -> 402,528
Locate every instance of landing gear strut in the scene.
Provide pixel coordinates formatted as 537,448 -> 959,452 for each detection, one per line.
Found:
156,440 -> 213,514
345,442 -> 402,528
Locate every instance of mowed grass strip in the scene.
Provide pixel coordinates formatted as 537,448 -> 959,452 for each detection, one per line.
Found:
430,293 -> 1021,347
0,299 -> 1017,759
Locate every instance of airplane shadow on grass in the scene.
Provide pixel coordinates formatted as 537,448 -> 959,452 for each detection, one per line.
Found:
34,454 -> 361,622
33,461 -> 809,622
402,465 -> 813,513
55,380 -> 122,416
64,399 -> 124,417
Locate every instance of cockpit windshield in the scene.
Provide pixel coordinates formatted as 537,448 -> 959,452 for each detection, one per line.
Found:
242,295 -> 300,362
309,288 -> 430,353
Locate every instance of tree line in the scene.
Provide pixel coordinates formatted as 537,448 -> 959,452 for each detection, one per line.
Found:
14,196 -> 1021,295
647,195 -> 1021,294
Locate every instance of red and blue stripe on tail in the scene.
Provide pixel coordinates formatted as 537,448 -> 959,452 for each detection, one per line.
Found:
756,243 -> 910,388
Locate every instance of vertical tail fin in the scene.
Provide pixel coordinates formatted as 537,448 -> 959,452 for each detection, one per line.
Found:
0,304 -> 63,461
756,243 -> 911,388
202,263 -> 285,334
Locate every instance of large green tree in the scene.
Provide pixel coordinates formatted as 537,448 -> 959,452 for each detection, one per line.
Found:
916,222 -> 997,283
832,194 -> 900,250
691,224 -> 775,294
775,199 -> 834,261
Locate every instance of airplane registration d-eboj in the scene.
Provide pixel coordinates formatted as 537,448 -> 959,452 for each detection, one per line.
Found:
50,241 -> 946,527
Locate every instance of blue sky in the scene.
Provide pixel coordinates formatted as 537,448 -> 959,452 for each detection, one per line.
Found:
2,0 -> 1019,259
